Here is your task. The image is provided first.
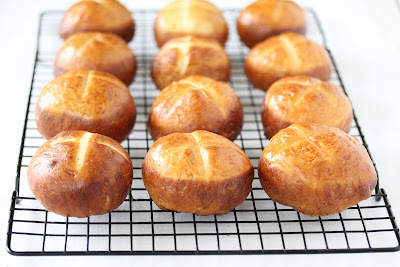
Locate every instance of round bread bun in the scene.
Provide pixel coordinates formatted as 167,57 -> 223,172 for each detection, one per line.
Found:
261,76 -> 353,139
54,32 -> 136,86
151,36 -> 230,90
245,32 -> 331,91
258,123 -> 377,217
142,130 -> 254,215
59,0 -> 135,42
237,0 -> 306,48
148,75 -> 243,141
35,70 -> 136,143
154,0 -> 228,48
28,131 -> 133,218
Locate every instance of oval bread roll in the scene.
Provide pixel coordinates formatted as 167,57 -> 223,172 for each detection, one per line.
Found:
28,131 -> 133,218
258,123 -> 377,217
35,70 -> 136,143
245,32 -> 331,91
151,36 -> 230,90
59,0 -> 135,42
54,32 -> 136,86
261,76 -> 353,139
142,130 -> 254,215
148,75 -> 243,141
154,0 -> 228,47
237,0 -> 306,48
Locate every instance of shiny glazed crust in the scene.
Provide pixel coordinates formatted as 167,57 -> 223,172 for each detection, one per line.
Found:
59,0 -> 135,42
154,0 -> 228,47
151,36 -> 230,90
261,76 -> 353,139
142,130 -> 254,215
27,131 -> 133,218
35,70 -> 136,143
148,75 -> 243,140
258,123 -> 377,216
54,32 -> 136,86
245,32 -> 331,91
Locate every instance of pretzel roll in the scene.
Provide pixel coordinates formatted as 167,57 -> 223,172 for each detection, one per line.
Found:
258,123 -> 377,217
154,0 -> 228,47
237,0 -> 306,48
28,131 -> 133,218
245,32 -> 331,91
54,32 -> 136,86
261,76 -> 353,139
59,0 -> 135,42
35,70 -> 136,143
148,75 -> 243,141
142,130 -> 254,215
151,36 -> 230,90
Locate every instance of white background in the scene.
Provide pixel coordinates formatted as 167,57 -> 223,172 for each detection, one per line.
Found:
0,0 -> 400,266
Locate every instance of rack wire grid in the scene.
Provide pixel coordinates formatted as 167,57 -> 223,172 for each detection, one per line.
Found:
7,8 -> 400,256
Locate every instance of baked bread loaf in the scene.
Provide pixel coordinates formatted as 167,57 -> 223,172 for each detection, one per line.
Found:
54,32 -> 136,86
245,32 -> 331,91
59,0 -> 135,42
237,0 -> 306,48
261,76 -> 353,139
151,36 -> 230,90
258,123 -> 377,216
142,130 -> 254,215
28,131 -> 133,218
35,70 -> 136,143
154,0 -> 228,48
148,75 -> 243,141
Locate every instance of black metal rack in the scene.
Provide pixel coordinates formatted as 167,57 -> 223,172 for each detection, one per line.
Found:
7,9 -> 400,256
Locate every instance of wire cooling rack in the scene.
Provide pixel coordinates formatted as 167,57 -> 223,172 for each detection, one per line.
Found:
7,9 -> 400,255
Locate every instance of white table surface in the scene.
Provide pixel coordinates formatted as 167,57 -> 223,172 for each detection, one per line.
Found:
1,0 -> 400,266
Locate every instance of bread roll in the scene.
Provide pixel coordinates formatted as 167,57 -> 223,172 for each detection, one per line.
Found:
237,0 -> 306,48
154,0 -> 228,48
142,130 -> 254,215
151,36 -> 230,90
59,0 -> 135,42
28,131 -> 133,218
148,75 -> 243,141
258,123 -> 377,217
245,32 -> 331,91
54,32 -> 136,86
261,76 -> 353,139
35,70 -> 136,143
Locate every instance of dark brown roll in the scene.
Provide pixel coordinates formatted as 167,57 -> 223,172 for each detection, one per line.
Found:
148,75 -> 243,141
54,32 -> 136,86
142,130 -> 254,215
151,36 -> 230,90
261,76 -> 353,139
154,0 -> 228,48
258,123 -> 377,217
245,32 -> 331,91
35,70 -> 136,143
237,0 -> 306,48
60,0 -> 135,42
28,131 -> 133,218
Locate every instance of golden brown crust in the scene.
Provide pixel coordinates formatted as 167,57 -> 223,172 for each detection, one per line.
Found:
142,130 -> 254,215
35,70 -> 136,143
151,36 -> 230,90
54,32 -> 136,86
237,0 -> 306,48
148,75 -> 243,141
261,76 -> 353,139
245,32 -> 332,91
59,0 -> 135,42
154,0 -> 228,48
258,123 -> 377,216
27,131 -> 133,218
